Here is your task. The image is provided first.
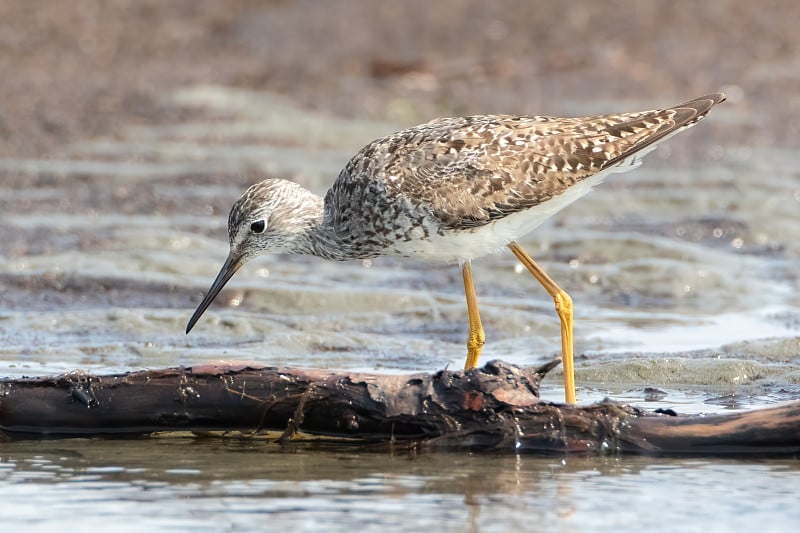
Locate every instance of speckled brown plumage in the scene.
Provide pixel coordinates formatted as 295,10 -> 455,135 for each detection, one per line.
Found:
321,93 -> 725,259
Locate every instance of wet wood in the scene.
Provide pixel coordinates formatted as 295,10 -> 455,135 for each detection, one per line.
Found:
1,360 -> 798,455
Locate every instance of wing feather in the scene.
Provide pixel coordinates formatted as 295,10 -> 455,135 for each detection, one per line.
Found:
328,93 -> 725,231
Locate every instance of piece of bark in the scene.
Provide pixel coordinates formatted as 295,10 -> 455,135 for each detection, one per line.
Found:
0,359 -> 798,455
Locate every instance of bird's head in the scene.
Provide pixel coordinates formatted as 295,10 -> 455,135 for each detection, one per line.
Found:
185,178 -> 322,333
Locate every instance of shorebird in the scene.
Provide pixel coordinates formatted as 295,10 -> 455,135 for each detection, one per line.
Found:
186,93 -> 725,404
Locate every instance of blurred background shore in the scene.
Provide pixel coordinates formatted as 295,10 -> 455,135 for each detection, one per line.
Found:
1,0 -> 797,158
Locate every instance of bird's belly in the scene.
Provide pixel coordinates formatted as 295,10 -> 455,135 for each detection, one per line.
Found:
387,209 -> 552,262
386,166 -> 618,263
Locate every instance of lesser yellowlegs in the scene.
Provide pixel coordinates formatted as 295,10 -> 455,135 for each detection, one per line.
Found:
186,93 -> 726,404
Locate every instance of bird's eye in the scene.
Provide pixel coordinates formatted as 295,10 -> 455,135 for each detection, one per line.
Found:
250,220 -> 266,234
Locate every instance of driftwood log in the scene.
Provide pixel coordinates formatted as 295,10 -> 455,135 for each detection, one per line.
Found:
1,359 -> 798,455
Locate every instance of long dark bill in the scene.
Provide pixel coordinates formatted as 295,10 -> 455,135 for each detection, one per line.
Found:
185,253 -> 243,334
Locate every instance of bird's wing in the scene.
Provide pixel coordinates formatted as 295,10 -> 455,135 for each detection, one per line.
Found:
332,93 -> 725,230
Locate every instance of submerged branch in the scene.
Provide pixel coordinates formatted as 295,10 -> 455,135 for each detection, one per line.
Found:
1,360 -> 798,455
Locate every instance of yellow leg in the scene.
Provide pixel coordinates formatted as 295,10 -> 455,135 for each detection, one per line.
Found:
508,242 -> 576,404
461,261 -> 486,370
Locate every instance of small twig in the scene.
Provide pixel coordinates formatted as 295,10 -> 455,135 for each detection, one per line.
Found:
278,382 -> 317,443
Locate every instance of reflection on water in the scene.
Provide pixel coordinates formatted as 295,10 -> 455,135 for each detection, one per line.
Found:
1,438 -> 799,532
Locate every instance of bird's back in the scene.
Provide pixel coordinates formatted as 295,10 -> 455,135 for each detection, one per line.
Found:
323,94 -> 725,259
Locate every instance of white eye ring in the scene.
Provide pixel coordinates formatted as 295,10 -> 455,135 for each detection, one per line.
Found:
250,219 -> 266,233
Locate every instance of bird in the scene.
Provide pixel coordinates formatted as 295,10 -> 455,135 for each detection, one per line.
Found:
186,93 -> 726,404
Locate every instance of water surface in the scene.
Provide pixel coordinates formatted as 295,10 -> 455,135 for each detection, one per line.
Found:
2,438 -> 799,532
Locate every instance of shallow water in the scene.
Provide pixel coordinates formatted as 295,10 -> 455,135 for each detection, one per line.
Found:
1,438 -> 799,532
1,86 -> 799,529
1,86 -> 798,394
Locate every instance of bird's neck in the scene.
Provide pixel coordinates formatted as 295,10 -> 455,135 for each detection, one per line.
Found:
288,193 -> 350,261
292,196 -> 384,261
